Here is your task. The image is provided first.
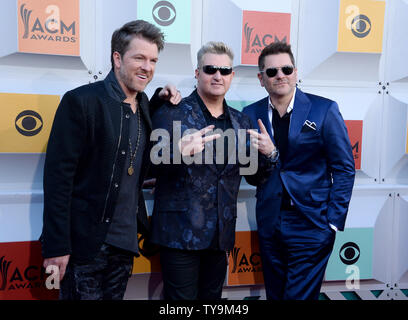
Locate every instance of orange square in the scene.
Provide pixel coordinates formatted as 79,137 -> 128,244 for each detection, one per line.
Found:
227,231 -> 264,286
18,0 -> 80,56
241,11 -> 291,66
345,120 -> 363,170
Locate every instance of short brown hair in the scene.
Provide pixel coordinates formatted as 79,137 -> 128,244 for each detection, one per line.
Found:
258,42 -> 295,71
111,20 -> 165,69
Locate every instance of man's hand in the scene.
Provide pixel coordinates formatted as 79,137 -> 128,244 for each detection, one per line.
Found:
178,125 -> 221,156
43,255 -> 70,281
142,178 -> 156,188
247,119 -> 276,156
142,178 -> 156,194
158,84 -> 182,105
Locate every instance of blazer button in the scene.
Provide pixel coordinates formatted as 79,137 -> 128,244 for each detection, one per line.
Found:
121,150 -> 126,155
125,114 -> 130,119
114,183 -> 119,188
105,218 -> 110,223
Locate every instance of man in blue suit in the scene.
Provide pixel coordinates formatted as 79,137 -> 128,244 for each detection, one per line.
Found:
150,42 -> 277,300
243,42 -> 355,300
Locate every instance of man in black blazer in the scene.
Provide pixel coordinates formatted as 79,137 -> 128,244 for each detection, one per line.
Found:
150,41 -> 277,300
41,20 -> 181,300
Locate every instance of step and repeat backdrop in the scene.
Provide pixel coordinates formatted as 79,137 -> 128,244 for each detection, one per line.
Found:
1,0 -> 408,300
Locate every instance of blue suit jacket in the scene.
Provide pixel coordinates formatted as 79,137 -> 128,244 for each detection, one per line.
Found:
151,91 -> 266,251
243,88 -> 355,237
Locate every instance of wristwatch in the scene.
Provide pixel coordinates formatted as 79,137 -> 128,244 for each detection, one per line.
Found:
267,147 -> 279,160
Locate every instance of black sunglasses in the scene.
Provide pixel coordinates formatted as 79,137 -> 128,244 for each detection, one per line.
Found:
261,66 -> 294,78
202,65 -> 233,76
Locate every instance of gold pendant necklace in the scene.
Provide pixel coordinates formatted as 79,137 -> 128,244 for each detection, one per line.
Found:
127,166 -> 134,176
128,107 -> 141,176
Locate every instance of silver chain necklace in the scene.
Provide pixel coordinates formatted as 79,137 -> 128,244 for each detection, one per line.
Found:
127,108 -> 141,176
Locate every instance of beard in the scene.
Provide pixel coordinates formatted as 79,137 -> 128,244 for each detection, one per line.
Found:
271,80 -> 295,95
118,66 -> 150,94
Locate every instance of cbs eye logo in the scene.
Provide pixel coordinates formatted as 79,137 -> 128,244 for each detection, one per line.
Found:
339,242 -> 360,265
15,110 -> 43,136
152,1 -> 176,26
351,14 -> 371,38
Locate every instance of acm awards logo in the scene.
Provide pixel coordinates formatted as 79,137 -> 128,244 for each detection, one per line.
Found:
345,120 -> 363,170
241,12 -> 290,65
351,140 -> 359,162
152,1 -> 176,26
243,22 -> 287,54
0,255 -> 48,292
230,247 -> 262,274
346,5 -> 371,38
15,110 -> 43,137
20,3 -> 77,43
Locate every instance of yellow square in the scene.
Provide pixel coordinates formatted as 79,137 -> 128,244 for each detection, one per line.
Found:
131,233 -> 161,274
0,93 -> 60,153
337,0 -> 385,53
132,254 -> 161,274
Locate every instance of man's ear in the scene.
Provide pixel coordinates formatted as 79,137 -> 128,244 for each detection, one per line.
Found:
112,51 -> 122,70
257,72 -> 265,87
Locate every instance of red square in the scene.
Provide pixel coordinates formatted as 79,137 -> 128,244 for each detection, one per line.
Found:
345,120 -> 363,170
241,11 -> 291,65
0,241 -> 58,300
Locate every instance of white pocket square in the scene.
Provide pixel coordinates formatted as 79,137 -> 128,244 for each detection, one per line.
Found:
303,120 -> 316,131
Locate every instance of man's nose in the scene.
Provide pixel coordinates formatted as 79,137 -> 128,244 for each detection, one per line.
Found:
141,60 -> 153,71
213,70 -> 222,79
275,68 -> 285,78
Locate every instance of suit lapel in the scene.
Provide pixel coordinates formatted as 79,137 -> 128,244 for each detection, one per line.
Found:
189,94 -> 208,130
255,97 -> 276,145
288,89 -> 311,143
189,94 -> 218,174
221,106 -> 240,175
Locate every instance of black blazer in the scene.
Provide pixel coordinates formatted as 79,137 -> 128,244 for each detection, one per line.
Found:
41,72 -> 160,263
150,91 -> 273,251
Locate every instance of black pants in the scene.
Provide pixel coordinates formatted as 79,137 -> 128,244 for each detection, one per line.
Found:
59,244 -> 134,300
159,246 -> 227,300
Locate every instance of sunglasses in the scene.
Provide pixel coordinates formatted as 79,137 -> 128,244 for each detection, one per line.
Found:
202,65 -> 233,76
261,66 -> 294,78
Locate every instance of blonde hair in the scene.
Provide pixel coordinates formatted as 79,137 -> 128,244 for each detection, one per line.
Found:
197,41 -> 234,68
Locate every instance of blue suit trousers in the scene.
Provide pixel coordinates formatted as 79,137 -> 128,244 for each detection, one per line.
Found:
259,209 -> 336,300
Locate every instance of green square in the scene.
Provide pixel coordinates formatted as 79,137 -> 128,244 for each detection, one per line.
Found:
227,100 -> 255,112
325,228 -> 373,281
137,0 -> 191,44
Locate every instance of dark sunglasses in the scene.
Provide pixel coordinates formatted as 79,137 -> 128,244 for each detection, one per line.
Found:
261,66 -> 294,78
202,65 -> 233,76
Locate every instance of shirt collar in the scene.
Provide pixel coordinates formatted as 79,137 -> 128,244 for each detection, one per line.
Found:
268,87 -> 296,114
194,89 -> 230,120
104,69 -> 141,104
